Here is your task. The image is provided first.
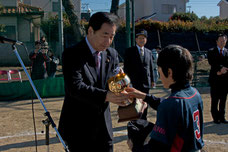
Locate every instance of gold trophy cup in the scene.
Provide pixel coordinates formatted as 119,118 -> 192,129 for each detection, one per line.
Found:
108,70 -> 147,122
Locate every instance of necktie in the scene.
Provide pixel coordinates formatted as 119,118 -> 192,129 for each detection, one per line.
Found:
220,49 -> 223,56
94,51 -> 101,77
140,48 -> 144,57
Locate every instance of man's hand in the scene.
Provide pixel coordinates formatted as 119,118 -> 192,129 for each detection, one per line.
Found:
217,67 -> 228,75
41,49 -> 48,54
127,139 -> 133,150
105,91 -> 130,106
34,49 -> 39,53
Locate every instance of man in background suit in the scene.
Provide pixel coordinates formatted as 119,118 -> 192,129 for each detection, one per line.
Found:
208,34 -> 228,124
124,29 -> 154,120
58,12 -> 129,152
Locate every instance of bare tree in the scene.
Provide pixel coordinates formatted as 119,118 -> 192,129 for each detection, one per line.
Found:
62,0 -> 120,43
62,0 -> 85,43
110,0 -> 120,15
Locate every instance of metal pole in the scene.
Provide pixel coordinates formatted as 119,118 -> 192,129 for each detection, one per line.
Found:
193,32 -> 201,87
195,32 -> 201,52
131,0 -> 135,46
58,0 -> 64,61
157,30 -> 161,47
126,0 -> 131,48
12,45 -> 69,152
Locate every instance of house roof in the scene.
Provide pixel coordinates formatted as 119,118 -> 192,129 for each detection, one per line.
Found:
218,0 -> 228,6
1,2 -> 44,16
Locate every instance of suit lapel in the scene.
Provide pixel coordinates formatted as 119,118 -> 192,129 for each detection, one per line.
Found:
143,49 -> 149,64
224,48 -> 228,56
101,50 -> 113,88
134,46 -> 145,67
82,40 -> 97,82
85,60 -> 97,82
134,47 -> 141,63
100,51 -> 107,88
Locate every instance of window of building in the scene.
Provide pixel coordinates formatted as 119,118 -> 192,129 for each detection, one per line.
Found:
161,4 -> 177,14
3,26 -> 16,40
23,0 -> 31,5
52,2 -> 59,12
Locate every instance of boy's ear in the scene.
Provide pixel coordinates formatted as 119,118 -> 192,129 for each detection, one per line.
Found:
168,68 -> 173,78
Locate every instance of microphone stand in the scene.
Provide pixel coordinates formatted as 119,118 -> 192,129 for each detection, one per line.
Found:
42,117 -> 51,152
11,44 -> 69,152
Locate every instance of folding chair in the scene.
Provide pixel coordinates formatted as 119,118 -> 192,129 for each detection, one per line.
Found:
0,70 -> 11,81
8,69 -> 22,82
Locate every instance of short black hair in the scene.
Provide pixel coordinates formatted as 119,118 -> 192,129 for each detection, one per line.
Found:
157,44 -> 193,84
216,33 -> 227,41
87,12 -> 119,34
35,40 -> 41,45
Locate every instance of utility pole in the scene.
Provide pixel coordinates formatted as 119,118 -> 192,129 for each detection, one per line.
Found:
58,0 -> 64,61
131,0 -> 135,46
126,0 -> 131,48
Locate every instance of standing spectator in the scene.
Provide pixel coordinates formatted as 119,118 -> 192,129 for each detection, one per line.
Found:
29,40 -> 49,80
208,34 -> 228,124
40,35 -> 48,47
46,50 -> 59,78
151,45 -> 161,88
124,29 -> 154,120
58,12 -> 129,152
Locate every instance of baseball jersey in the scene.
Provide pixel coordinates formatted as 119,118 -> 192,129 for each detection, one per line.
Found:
145,83 -> 204,151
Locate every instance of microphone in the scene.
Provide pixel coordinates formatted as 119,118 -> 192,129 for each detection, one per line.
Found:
0,36 -> 23,45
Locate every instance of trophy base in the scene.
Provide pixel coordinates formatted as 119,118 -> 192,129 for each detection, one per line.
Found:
117,98 -> 147,123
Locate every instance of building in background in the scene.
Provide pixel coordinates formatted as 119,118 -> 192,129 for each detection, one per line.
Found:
118,0 -> 189,22
0,0 -> 44,66
218,0 -> 228,19
0,0 -> 44,42
23,0 -> 81,20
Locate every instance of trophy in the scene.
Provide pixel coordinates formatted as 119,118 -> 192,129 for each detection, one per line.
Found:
108,68 -> 147,122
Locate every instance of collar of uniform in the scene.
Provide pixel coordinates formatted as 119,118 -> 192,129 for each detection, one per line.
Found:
217,46 -> 224,53
85,36 -> 103,55
136,45 -> 144,54
170,82 -> 190,93
86,36 -> 96,55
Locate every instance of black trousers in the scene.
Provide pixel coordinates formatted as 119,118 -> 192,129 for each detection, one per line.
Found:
65,117 -> 113,152
210,84 -> 228,121
127,119 -> 154,152
66,139 -> 113,152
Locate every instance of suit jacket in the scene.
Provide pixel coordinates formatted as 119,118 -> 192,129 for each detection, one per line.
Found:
124,46 -> 154,92
208,47 -> 228,86
58,38 -> 119,145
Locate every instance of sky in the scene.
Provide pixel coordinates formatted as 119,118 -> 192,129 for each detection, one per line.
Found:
81,0 -> 221,18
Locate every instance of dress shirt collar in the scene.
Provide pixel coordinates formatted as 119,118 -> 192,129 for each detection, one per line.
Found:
86,36 -> 98,55
217,46 -> 224,54
136,45 -> 144,54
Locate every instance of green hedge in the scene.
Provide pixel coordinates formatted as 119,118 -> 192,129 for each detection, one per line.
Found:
117,19 -> 228,33
0,77 -> 65,101
41,13 -> 228,44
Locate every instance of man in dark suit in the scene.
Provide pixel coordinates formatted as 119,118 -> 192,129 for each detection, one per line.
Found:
124,29 -> 154,120
58,12 -> 129,152
208,34 -> 228,124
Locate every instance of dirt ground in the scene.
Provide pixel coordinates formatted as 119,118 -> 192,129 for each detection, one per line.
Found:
1,86 -> 228,152
1,59 -> 228,152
